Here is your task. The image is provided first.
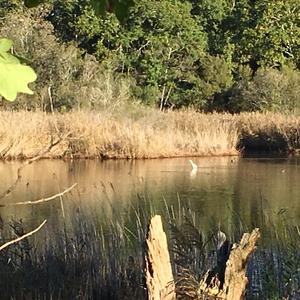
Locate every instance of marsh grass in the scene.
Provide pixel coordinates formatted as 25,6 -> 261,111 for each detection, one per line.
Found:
0,109 -> 300,160
236,112 -> 300,153
169,204 -> 300,300
245,197 -> 300,300
0,109 -> 239,159
0,203 -> 148,299
0,190 -> 300,299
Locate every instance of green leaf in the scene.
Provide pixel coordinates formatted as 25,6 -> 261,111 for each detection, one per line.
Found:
0,64 -> 37,101
0,38 -> 13,52
0,38 -> 37,101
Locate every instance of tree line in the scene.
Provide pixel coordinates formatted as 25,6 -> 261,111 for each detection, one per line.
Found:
1,0 -> 299,112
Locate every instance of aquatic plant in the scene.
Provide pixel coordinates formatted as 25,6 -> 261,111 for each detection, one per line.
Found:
0,181 -> 300,299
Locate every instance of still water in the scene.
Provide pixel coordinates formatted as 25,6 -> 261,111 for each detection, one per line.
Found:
0,156 -> 299,237
1,156 -> 300,299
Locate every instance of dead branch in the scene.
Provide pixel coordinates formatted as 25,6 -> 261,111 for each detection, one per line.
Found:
0,134 -> 62,202
0,219 -> 47,251
0,183 -> 77,207
222,228 -> 260,300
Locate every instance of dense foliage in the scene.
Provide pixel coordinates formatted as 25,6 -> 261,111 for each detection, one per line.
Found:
0,0 -> 299,112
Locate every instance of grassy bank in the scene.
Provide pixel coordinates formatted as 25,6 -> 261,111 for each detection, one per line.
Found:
0,109 -> 299,159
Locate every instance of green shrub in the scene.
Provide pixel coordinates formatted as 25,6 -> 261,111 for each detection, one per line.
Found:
212,65 -> 300,113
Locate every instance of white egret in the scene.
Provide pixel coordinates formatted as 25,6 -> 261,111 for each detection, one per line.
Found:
189,159 -> 198,177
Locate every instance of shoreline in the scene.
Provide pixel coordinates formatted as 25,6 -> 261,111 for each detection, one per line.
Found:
0,152 -> 240,162
0,109 -> 299,160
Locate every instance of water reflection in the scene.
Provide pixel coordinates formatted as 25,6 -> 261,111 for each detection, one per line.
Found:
1,156 -> 300,298
0,156 -> 299,236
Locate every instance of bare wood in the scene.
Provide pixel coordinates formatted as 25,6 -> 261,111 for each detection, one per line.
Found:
0,183 -> 77,207
0,219 -> 47,251
222,228 -> 260,300
199,228 -> 260,300
145,215 -> 176,300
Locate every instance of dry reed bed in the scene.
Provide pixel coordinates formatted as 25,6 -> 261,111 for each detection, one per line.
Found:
0,110 -> 299,159
236,112 -> 300,152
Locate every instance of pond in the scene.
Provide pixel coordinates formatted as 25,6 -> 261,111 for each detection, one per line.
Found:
1,156 -> 299,231
0,156 -> 300,299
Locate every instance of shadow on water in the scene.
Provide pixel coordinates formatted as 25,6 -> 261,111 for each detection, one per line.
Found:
0,156 -> 300,299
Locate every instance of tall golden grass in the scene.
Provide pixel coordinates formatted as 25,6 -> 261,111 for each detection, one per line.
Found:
236,112 -> 300,152
0,109 -> 299,159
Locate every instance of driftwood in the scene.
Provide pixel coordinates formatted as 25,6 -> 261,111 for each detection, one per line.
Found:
145,215 -> 176,300
199,228 -> 260,300
0,183 -> 77,207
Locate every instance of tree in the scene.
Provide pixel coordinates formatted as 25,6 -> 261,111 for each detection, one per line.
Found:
121,0 -> 208,108
225,0 -> 300,69
50,0 -> 210,108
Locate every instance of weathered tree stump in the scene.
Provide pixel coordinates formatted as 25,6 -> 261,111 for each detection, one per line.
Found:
145,215 -> 259,300
199,228 -> 260,300
145,215 -> 176,300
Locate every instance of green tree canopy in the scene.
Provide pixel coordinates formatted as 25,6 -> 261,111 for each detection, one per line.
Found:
225,0 -> 300,69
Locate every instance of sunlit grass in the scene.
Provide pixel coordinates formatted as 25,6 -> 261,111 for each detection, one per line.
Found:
0,109 -> 299,159
0,109 -> 239,159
